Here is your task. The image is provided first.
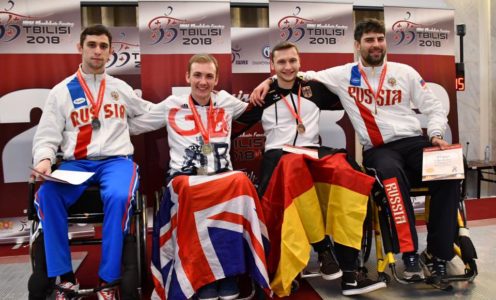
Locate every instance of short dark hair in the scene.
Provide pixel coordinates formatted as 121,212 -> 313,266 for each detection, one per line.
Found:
270,41 -> 299,61
80,24 -> 112,46
354,18 -> 385,42
188,54 -> 219,78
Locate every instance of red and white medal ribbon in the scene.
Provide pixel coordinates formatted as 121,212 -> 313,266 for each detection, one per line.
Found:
76,68 -> 106,128
280,84 -> 305,133
188,95 -> 213,154
358,61 -> 387,114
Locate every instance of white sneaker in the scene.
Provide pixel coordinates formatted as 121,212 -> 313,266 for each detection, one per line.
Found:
55,281 -> 79,300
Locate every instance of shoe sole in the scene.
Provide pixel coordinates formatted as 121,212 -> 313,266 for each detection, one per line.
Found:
321,270 -> 343,281
219,293 -> 239,300
342,281 -> 387,296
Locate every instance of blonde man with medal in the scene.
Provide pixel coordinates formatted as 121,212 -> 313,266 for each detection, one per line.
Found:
128,54 -> 270,300
237,41 -> 386,296
251,19 -> 460,289
30,24 -> 156,300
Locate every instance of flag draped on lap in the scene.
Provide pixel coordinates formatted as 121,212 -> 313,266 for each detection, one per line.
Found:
262,153 -> 374,296
151,171 -> 271,300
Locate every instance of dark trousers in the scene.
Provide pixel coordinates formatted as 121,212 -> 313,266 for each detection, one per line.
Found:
363,136 -> 460,260
258,147 -> 360,271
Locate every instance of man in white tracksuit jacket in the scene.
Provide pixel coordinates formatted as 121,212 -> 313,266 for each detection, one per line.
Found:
30,24 -> 153,300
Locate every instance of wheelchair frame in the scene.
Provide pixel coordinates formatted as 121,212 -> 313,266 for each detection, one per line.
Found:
27,179 -> 148,299
360,177 -> 478,287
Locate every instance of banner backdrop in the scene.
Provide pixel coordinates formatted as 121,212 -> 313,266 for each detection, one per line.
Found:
230,27 -> 270,184
269,0 -> 355,153
384,7 -> 459,143
0,0 -> 81,217
138,0 -> 232,194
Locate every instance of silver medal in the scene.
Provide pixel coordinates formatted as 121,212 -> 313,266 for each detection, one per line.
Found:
91,118 -> 101,130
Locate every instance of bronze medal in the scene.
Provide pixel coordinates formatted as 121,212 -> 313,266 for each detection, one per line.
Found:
202,143 -> 213,155
302,85 -> 312,98
91,118 -> 101,130
297,123 -> 306,134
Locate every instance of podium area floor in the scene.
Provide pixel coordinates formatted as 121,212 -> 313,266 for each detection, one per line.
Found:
0,197 -> 494,299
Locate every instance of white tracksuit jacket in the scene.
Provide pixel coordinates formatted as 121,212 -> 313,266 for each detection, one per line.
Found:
304,61 -> 447,149
32,68 -> 153,166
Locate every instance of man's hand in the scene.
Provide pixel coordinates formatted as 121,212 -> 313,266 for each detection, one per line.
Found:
30,159 -> 52,181
431,136 -> 449,150
249,78 -> 272,106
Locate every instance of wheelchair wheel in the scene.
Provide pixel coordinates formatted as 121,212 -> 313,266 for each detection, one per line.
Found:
28,229 -> 55,300
135,192 -> 148,292
466,260 -> 478,282
361,199 -> 373,264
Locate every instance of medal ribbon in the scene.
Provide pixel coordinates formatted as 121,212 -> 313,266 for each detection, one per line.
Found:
188,95 -> 213,145
358,61 -> 387,114
280,84 -> 303,125
76,68 -> 106,122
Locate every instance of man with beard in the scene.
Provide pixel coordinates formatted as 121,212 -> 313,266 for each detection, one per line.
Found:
251,18 -> 460,287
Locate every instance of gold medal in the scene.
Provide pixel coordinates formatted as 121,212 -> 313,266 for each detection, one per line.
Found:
202,143 -> 213,155
302,85 -> 312,98
297,123 -> 306,134
197,166 -> 208,175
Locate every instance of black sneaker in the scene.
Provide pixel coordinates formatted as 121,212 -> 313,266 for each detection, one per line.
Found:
197,281 -> 219,300
318,248 -> 342,280
420,250 -> 448,284
218,277 -> 239,300
341,271 -> 386,296
402,253 -> 425,281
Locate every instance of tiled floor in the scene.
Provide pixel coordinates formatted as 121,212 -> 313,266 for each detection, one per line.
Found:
304,219 -> 495,299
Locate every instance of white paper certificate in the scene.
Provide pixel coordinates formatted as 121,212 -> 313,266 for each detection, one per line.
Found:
30,168 -> 94,185
422,144 -> 465,181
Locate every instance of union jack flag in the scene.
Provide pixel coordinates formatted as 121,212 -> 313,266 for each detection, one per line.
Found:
151,171 -> 271,300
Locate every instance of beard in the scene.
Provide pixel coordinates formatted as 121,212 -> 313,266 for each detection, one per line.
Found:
363,50 -> 386,67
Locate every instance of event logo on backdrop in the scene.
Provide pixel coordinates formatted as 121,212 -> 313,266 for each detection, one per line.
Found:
231,28 -> 270,75
268,0 -> 355,152
107,27 -> 140,75
140,1 -> 230,54
1,0 -> 81,217
269,1 -> 353,53
384,6 -> 458,143
385,8 -> 454,55
0,0 -> 80,53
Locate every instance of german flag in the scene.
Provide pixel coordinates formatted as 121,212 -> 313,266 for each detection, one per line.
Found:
261,153 -> 374,296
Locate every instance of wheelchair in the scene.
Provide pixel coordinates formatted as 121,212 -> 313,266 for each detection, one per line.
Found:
27,177 -> 148,299
360,167 -> 478,289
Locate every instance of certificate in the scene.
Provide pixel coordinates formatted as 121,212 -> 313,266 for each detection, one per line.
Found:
422,144 -> 464,181
30,167 -> 94,185
282,144 -> 319,159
